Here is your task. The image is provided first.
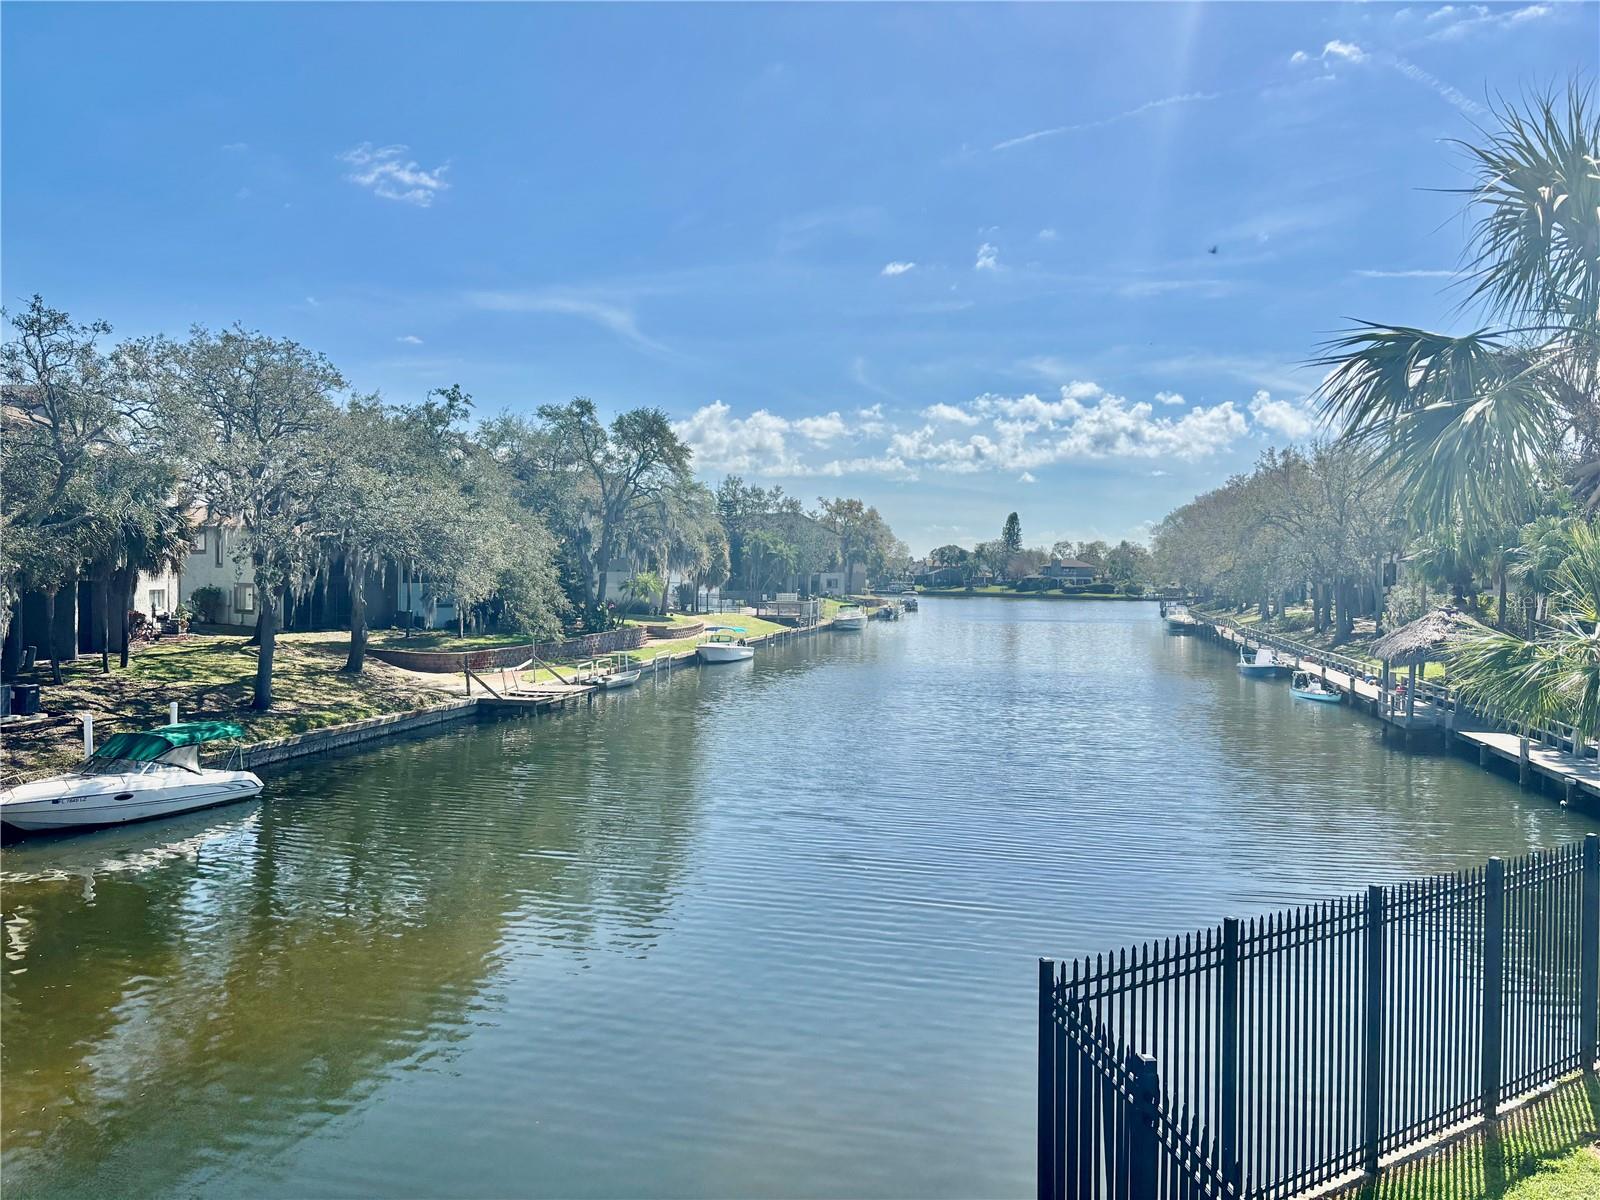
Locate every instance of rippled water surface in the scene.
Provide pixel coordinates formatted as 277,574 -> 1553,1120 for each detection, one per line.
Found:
4,599 -> 1596,1198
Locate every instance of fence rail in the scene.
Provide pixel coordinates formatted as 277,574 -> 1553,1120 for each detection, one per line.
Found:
1039,836 -> 1600,1200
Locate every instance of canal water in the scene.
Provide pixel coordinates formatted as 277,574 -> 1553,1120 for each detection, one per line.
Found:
4,599 -> 1595,1198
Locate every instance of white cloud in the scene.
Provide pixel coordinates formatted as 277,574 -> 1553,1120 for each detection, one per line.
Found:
1322,40 -> 1368,62
221,141 -> 249,152
994,91 -> 1221,151
1154,391 -> 1187,407
890,383 -> 1246,473
975,242 -> 1000,271
467,290 -> 665,353
1018,472 -> 1037,484
340,142 -> 450,207
1248,390 -> 1318,440
673,402 -> 909,478
1426,3 -> 1550,39
921,402 -> 982,426
1291,40 -> 1368,65
1353,268 -> 1460,278
303,296 -> 319,307
854,403 -> 889,437
1386,57 -> 1487,115
1038,228 -> 1060,241
397,334 -> 424,344
793,412 -> 849,444
881,261 -> 917,276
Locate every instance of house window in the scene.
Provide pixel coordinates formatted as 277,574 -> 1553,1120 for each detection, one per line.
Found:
215,531 -> 223,568
191,530 -> 206,554
149,589 -> 167,614
234,584 -> 256,614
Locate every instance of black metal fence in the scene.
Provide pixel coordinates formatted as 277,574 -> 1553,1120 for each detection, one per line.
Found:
1038,835 -> 1600,1200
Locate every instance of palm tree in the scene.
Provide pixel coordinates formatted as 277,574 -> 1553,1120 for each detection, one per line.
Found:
1509,513 -> 1579,629
1451,521 -> 1600,738
1316,87 -> 1600,535
116,504 -> 192,665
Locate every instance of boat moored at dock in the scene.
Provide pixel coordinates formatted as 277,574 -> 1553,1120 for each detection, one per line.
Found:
1290,671 -> 1343,703
0,721 -> 262,834
1237,646 -> 1282,678
833,605 -> 868,631
696,630 -> 755,663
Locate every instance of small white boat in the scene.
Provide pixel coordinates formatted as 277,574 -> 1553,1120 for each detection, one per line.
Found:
1164,604 -> 1197,632
833,605 -> 868,631
697,630 -> 755,663
1290,671 -> 1343,703
0,721 -> 262,834
901,595 -> 918,613
598,653 -> 644,689
1237,646 -> 1280,678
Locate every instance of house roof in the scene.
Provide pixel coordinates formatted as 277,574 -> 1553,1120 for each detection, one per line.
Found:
1051,559 -> 1098,570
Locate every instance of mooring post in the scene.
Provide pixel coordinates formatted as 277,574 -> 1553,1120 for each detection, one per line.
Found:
1363,884 -> 1385,1175
1581,836 -> 1599,1073
1038,959 -> 1057,1200
1220,917 -> 1241,1190
1519,735 -> 1531,787
1483,857 -> 1506,1119
81,711 -> 94,757
1127,1053 -> 1161,1200
168,700 -> 179,725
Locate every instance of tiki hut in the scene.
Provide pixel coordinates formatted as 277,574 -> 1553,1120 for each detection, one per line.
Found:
1369,606 -> 1488,718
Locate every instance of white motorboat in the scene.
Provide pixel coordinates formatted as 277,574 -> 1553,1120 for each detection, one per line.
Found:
0,721 -> 262,834
1164,604 -> 1197,632
696,630 -> 755,663
833,605 -> 868,631
1237,646 -> 1280,678
597,653 -> 644,689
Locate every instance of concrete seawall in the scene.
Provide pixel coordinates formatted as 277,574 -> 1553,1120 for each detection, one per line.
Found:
238,617 -> 841,776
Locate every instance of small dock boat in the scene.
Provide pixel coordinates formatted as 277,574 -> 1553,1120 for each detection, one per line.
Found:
901,595 -> 918,613
1290,671 -> 1343,703
833,605 -> 868,631
1164,604 -> 1197,632
598,653 -> 644,689
696,629 -> 755,663
0,721 -> 262,834
1237,646 -> 1281,678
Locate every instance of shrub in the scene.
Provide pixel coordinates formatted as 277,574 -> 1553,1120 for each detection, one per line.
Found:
1120,582 -> 1145,596
1015,575 -> 1053,592
188,585 -> 224,623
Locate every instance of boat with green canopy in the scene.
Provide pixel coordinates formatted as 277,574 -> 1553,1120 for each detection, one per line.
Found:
1,721 -> 262,834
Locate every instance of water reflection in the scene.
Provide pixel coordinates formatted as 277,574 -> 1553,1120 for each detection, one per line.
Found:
2,600 -> 1595,1199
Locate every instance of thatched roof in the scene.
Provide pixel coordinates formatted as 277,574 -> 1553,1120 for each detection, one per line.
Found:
1369,606 -> 1487,666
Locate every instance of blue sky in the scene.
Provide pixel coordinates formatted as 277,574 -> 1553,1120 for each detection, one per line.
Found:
3,2 -> 1594,555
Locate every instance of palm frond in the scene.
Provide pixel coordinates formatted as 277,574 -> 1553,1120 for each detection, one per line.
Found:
1456,85 -> 1600,330
1313,325 -> 1558,530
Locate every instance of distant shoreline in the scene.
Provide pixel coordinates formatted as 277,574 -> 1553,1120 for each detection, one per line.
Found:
913,589 -> 1156,601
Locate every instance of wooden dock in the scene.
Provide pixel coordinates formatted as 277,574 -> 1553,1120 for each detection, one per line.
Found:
1200,617 -> 1600,812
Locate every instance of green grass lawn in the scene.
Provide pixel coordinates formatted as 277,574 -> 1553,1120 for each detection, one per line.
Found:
3,633 -> 457,783
1337,1078 -> 1600,1200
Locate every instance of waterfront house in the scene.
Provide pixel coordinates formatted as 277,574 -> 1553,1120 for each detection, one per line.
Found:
1041,559 -> 1099,585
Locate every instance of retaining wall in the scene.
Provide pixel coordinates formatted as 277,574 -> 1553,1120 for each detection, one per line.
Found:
368,627 -> 646,673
